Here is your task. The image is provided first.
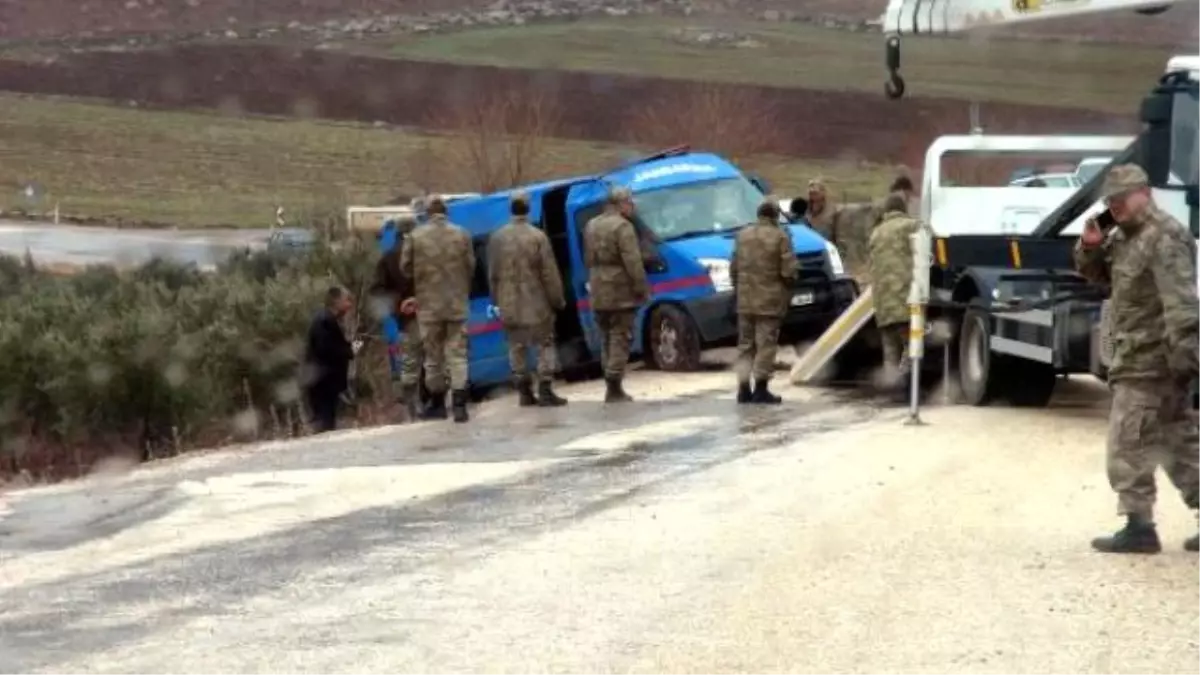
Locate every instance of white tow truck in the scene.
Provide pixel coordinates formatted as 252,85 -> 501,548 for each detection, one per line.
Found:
793,55 -> 1198,407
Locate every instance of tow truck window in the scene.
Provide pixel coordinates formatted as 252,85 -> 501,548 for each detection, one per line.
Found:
1170,88 -> 1198,187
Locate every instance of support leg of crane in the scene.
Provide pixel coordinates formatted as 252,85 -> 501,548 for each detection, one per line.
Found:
903,357 -> 925,426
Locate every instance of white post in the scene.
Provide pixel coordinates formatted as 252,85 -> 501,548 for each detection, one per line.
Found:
904,224 -> 933,425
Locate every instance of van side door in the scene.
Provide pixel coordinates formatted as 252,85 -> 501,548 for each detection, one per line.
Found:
465,234 -> 511,388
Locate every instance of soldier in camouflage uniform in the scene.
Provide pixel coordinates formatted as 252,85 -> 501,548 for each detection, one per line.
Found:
371,215 -> 438,420
731,199 -> 797,404
487,190 -> 569,407
584,185 -> 649,403
1074,164 -> 1199,554
803,177 -> 838,241
400,195 -> 476,423
830,175 -> 917,288
867,192 -> 932,395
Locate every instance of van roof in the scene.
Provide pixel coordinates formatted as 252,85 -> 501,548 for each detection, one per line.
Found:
443,151 -> 742,236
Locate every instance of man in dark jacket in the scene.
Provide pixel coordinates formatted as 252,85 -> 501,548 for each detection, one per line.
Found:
304,286 -> 359,433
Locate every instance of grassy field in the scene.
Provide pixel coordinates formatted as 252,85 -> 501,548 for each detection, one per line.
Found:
371,17 -> 1172,113
0,93 -> 900,228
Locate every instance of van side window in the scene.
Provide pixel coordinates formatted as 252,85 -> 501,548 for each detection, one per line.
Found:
574,205 -> 603,244
470,235 -> 491,299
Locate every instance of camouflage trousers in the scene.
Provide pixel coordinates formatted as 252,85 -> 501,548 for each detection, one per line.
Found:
1107,378 -> 1200,520
736,314 -> 781,382
419,318 -> 469,393
505,320 -> 557,384
879,322 -> 910,387
594,310 -> 636,379
398,318 -> 425,387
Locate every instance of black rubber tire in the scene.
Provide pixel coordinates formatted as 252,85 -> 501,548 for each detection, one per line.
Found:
958,306 -> 1008,406
1005,360 -> 1057,407
645,304 -> 702,372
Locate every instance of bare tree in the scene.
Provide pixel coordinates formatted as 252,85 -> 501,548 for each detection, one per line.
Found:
623,85 -> 787,171
436,89 -> 564,193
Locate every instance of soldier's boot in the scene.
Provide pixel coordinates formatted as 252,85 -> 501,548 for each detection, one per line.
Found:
604,376 -> 633,403
750,379 -> 782,405
451,389 -> 470,423
1186,507 -> 1199,552
516,377 -> 539,407
1185,533 -> 1199,552
736,381 -> 753,404
420,391 -> 448,420
537,380 -> 567,407
1091,515 -> 1162,554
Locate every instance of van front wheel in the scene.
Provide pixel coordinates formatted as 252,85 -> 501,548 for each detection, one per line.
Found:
646,305 -> 702,372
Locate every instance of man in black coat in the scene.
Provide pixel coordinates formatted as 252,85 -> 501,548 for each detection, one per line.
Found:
304,286 -> 360,433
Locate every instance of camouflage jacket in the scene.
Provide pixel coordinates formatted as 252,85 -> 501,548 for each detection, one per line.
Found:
486,216 -> 566,326
868,210 -> 930,328
583,209 -> 649,311
400,214 -> 475,322
831,200 -> 885,287
1074,204 -> 1199,381
804,201 -> 838,241
731,216 -> 798,317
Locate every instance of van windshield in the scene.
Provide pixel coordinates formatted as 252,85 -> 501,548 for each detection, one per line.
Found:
633,176 -> 763,241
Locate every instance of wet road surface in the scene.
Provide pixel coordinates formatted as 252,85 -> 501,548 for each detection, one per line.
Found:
0,368 -> 1196,673
0,220 -> 271,267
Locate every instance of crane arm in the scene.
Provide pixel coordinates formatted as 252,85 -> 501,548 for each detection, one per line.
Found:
881,0 -> 1178,98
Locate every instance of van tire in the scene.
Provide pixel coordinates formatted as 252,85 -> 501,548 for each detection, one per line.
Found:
645,305 -> 702,372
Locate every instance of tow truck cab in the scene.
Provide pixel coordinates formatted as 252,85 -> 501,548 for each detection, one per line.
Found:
392,148 -> 856,390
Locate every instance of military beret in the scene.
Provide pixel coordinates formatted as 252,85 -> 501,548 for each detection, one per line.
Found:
1100,164 -> 1149,199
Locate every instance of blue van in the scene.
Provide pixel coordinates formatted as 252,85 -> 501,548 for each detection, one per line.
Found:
383,147 -> 857,390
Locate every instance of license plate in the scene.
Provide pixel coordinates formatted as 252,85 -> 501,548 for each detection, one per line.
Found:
790,291 -> 814,307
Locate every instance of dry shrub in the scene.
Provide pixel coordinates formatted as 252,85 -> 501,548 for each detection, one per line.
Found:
623,85 -> 787,172
435,89 -> 564,193
0,231 -> 392,482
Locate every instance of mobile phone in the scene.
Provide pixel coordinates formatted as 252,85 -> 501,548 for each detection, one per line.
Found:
1095,209 -> 1116,230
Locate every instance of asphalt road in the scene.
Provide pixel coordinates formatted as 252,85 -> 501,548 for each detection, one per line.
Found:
0,366 -> 1197,673
0,220 -> 272,268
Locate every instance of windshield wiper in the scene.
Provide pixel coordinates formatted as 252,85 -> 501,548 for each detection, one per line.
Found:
660,221 -> 754,242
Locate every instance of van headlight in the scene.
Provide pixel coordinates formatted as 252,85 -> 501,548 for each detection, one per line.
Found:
825,241 -> 845,276
699,258 -> 733,292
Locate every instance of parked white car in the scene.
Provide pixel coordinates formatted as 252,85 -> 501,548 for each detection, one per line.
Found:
1009,172 -> 1081,189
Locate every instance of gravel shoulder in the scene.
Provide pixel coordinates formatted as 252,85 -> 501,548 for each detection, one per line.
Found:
0,369 -> 1195,673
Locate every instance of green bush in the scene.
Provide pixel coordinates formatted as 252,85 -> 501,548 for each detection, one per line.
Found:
0,233 -> 387,479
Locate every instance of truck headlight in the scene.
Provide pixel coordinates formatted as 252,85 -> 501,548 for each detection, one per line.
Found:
825,241 -> 845,276
699,258 -> 733,292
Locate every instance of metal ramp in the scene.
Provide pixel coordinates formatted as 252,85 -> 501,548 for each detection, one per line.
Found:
789,288 -> 876,385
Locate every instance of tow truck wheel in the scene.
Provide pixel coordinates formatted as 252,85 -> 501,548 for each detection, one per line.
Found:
958,305 -> 1008,406
645,304 -> 702,372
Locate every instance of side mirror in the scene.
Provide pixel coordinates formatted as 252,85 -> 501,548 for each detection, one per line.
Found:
642,244 -> 667,273
747,173 -> 771,195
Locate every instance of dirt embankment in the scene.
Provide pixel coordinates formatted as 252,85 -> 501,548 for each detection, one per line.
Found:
0,45 -> 1134,167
